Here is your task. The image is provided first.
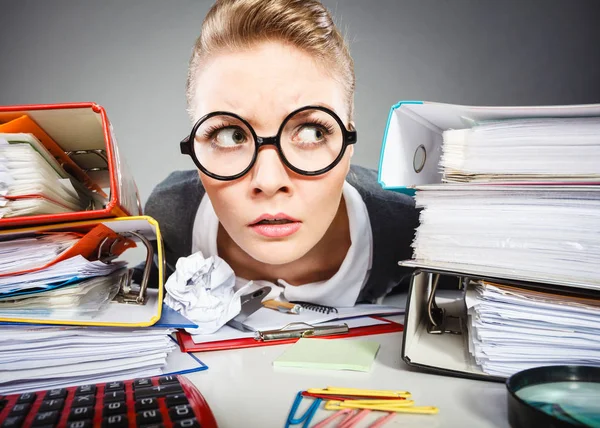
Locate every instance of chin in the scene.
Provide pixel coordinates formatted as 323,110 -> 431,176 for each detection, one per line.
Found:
245,241 -> 311,265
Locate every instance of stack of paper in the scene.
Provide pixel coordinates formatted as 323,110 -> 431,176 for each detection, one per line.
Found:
0,133 -> 102,217
440,117 -> 600,183
0,218 -> 211,394
407,184 -> 600,290
403,116 -> 600,291
0,325 -> 177,394
0,305 -> 207,395
0,225 -> 135,322
465,281 -> 600,377
397,115 -> 600,377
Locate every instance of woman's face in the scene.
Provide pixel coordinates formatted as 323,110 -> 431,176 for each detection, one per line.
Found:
191,41 -> 352,265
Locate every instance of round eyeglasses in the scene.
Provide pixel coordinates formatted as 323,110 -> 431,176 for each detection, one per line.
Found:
180,105 -> 357,180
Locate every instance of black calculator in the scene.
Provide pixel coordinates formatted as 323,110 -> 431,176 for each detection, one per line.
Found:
0,375 -> 218,428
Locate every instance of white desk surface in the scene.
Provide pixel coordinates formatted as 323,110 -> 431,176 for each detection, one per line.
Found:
183,317 -> 510,428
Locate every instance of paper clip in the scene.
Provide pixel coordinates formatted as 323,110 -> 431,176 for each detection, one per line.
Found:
301,391 -> 407,402
338,409 -> 371,428
285,391 -> 322,428
311,408 -> 355,428
325,400 -> 439,414
368,413 -> 396,428
307,387 -> 412,399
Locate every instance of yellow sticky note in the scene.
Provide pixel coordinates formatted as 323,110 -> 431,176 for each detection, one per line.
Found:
273,338 -> 380,372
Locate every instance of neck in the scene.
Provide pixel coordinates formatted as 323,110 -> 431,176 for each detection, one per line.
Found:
217,197 -> 351,285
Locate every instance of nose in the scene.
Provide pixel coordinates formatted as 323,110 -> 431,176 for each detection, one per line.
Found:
248,146 -> 292,197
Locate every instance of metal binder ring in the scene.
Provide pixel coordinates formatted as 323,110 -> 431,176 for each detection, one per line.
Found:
413,144 -> 426,173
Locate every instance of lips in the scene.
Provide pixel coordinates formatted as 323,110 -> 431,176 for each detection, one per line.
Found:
249,213 -> 300,226
249,213 -> 302,238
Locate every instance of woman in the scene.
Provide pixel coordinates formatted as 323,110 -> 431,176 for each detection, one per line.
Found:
144,0 -> 418,306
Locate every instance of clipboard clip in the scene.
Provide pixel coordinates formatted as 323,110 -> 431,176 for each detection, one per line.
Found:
255,322 -> 349,341
426,272 -> 463,335
98,230 -> 156,305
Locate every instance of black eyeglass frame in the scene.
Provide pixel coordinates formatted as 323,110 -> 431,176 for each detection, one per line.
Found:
180,105 -> 357,181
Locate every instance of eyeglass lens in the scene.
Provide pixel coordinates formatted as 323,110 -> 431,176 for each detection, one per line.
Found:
193,108 -> 344,177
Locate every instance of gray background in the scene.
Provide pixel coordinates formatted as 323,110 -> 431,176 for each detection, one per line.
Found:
1,0 -> 599,205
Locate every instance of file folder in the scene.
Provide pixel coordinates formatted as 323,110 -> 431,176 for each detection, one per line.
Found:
402,268 -> 600,382
378,101 -> 600,195
0,215 -> 165,328
176,317 -> 403,352
0,102 -> 141,228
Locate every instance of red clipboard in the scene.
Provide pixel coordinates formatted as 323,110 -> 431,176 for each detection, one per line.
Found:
175,316 -> 404,353
0,102 -> 141,228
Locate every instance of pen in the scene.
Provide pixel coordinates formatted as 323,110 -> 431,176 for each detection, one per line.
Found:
262,299 -> 302,314
255,323 -> 349,341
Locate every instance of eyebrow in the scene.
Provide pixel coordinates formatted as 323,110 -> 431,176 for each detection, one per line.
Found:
206,102 -> 342,127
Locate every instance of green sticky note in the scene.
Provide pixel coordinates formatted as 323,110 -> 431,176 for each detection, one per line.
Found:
273,338 -> 380,372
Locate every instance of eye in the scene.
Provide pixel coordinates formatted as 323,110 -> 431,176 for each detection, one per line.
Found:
214,127 -> 248,147
295,125 -> 326,144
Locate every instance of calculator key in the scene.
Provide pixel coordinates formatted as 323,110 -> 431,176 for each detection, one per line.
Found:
134,384 -> 183,399
32,410 -> 59,426
165,394 -> 189,407
1,415 -> 24,428
72,394 -> 95,407
169,404 -> 194,420
133,378 -> 153,389
103,391 -> 125,402
69,406 -> 94,421
16,392 -> 36,404
135,397 -> 158,411
102,414 -> 128,428
8,402 -> 31,416
45,388 -> 67,400
104,382 -> 124,392
67,421 -> 93,428
136,409 -> 162,425
173,418 -> 200,428
104,401 -> 127,416
75,385 -> 96,396
0,399 -> 7,411
157,375 -> 179,385
39,398 -> 65,412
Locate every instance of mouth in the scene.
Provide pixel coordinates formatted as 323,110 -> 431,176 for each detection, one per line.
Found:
249,213 -> 302,238
249,213 -> 300,226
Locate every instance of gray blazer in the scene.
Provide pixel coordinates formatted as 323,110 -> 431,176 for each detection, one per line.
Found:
140,165 -> 418,303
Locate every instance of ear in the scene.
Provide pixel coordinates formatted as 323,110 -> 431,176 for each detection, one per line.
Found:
347,144 -> 355,158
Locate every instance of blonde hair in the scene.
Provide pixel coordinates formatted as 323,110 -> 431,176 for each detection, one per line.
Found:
186,0 -> 355,121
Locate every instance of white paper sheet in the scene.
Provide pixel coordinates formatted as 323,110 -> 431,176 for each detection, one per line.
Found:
0,328 -> 207,394
466,281 -> 600,377
241,303 -> 403,332
191,315 -> 390,344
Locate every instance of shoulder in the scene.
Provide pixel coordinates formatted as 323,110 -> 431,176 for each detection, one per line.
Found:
145,170 -> 205,260
346,164 -> 416,212
146,170 -> 205,212
346,164 -> 419,302
147,170 -> 204,198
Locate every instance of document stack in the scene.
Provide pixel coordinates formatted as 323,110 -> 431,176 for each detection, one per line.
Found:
0,103 -> 204,395
378,101 -> 600,380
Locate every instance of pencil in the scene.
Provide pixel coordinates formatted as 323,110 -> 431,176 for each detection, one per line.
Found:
262,299 -> 302,314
